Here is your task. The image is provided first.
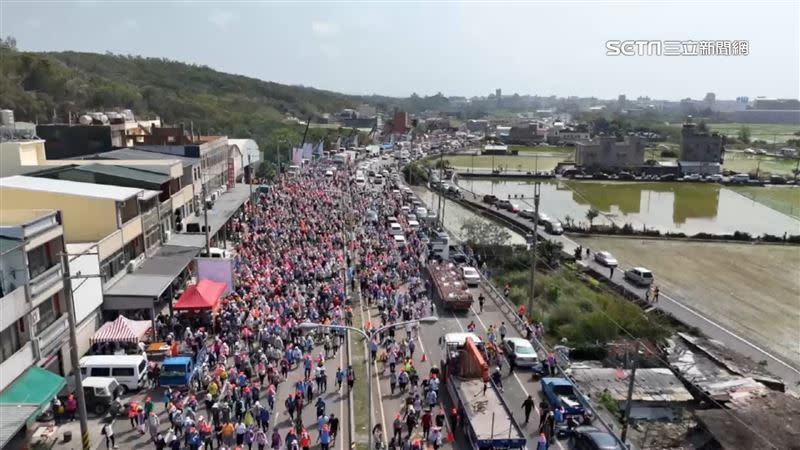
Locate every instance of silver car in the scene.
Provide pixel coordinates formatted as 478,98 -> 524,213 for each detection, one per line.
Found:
503,337 -> 538,368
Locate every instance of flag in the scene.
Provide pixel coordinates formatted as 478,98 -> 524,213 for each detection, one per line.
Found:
302,143 -> 313,160
292,147 -> 303,164
314,141 -> 324,157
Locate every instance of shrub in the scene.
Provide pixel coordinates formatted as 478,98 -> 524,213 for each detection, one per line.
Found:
660,149 -> 678,158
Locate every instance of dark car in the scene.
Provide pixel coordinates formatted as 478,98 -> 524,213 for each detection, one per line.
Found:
618,172 -> 635,180
483,194 -> 498,205
592,173 -> 609,180
495,199 -> 512,210
571,426 -> 623,450
659,174 -> 676,181
451,252 -> 469,265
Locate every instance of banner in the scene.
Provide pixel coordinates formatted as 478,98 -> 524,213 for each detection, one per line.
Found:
301,143 -> 313,160
196,257 -> 234,296
314,141 -> 324,157
291,147 -> 304,165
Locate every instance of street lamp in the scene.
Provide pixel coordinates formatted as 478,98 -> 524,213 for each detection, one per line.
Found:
298,316 -> 439,450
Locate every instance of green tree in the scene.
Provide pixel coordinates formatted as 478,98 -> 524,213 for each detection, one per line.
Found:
738,126 -> 751,144
586,207 -> 600,228
461,218 -> 512,257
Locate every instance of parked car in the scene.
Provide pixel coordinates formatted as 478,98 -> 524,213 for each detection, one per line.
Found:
503,337 -> 538,368
451,252 -> 469,265
683,173 -> 702,181
79,377 -> 124,416
730,173 -> 750,183
543,219 -> 564,235
365,210 -> 378,223
482,194 -> 498,205
508,203 -> 521,213
592,173 -> 609,180
461,266 -> 481,287
618,172 -> 635,180
594,251 -> 618,267
659,174 -> 676,181
495,199 -> 512,210
519,208 -> 537,219
707,174 -> 723,182
624,267 -> 654,286
570,426 -> 624,450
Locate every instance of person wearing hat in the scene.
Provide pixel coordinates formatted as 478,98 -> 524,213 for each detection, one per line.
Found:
536,432 -> 548,450
101,418 -> 118,449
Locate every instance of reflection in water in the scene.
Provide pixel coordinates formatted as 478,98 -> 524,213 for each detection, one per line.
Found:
567,182 -> 721,224
459,179 -> 800,236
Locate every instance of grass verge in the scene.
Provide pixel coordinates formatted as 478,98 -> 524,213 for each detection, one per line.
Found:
350,303 -> 369,442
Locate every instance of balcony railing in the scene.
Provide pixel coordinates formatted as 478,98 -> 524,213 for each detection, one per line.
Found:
29,263 -> 63,300
36,314 -> 68,359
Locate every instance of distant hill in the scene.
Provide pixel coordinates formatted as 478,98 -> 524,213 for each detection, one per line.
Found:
0,43 -> 373,151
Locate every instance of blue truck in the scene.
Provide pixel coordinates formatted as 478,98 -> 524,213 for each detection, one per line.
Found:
160,347 -> 207,388
540,377 -> 589,417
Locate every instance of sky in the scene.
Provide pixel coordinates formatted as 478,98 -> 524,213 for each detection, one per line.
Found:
1,1 -> 799,100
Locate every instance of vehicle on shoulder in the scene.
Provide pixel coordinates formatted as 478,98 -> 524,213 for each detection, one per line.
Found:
618,172 -> 635,180
503,337 -> 538,368
624,267 -> 654,286
594,251 -> 618,267
461,266 -> 481,287
495,199 -> 512,210
482,194 -> 498,205
508,203 -> 521,213
730,173 -> 750,183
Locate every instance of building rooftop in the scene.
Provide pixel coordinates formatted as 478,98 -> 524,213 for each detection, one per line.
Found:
76,163 -> 172,185
570,367 -> 694,403
0,175 -> 142,201
81,148 -> 197,167
695,392 -> 800,450
0,209 -> 58,227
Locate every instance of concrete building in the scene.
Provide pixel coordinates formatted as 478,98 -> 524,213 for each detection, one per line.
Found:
0,139 -> 50,178
466,120 -> 489,133
508,122 -> 549,145
392,111 -> 410,134
575,136 -> 645,171
679,121 -> 724,175
0,210 -> 71,448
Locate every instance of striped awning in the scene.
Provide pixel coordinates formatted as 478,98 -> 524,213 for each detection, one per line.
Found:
91,315 -> 151,344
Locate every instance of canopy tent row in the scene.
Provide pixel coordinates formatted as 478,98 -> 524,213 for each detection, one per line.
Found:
90,315 -> 152,345
173,279 -> 227,311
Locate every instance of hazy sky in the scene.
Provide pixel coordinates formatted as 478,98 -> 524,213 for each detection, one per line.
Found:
2,1 -> 798,100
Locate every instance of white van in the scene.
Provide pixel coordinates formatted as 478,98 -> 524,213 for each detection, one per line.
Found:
408,220 -> 420,231
624,267 -> 654,286
393,234 -> 407,247
199,247 -> 232,259
80,355 -> 148,392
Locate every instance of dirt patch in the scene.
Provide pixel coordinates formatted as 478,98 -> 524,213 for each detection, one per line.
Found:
574,236 -> 800,368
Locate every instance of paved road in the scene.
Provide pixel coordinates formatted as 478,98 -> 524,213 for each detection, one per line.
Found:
454,191 -> 800,390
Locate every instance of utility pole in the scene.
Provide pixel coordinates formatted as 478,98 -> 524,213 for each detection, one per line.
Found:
61,252 -> 91,450
528,182 -> 541,316
247,154 -> 253,202
620,340 -> 641,444
202,184 -> 210,255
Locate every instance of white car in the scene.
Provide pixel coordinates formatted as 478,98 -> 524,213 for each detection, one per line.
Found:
462,267 -> 481,287
625,267 -> 654,286
594,251 -> 618,267
503,337 -> 538,368
355,177 -> 366,187
324,170 -> 334,178
388,222 -> 404,236
393,234 -> 407,247
373,174 -> 384,185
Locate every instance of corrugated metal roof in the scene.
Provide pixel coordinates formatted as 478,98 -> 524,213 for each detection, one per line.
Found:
0,404 -> 39,448
570,367 -> 694,403
0,175 -> 142,201
104,245 -> 199,298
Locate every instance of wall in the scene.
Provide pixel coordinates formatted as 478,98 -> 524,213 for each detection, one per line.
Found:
0,189 -> 118,243
0,342 -> 34,391
66,243 -> 103,323
0,141 -> 47,178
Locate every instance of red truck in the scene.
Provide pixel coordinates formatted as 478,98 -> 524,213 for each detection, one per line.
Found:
427,262 -> 474,311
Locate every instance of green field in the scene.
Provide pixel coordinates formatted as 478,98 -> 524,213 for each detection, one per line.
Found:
448,154 -> 566,172
723,152 -> 798,176
704,123 -> 800,144
728,185 -> 800,219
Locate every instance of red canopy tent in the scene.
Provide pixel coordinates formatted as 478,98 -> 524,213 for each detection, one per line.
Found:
173,279 -> 226,311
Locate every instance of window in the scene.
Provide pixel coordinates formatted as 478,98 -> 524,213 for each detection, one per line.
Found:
35,295 -> 60,335
112,367 -> 134,377
27,243 -> 55,279
0,325 -> 23,364
138,360 -> 146,374
100,249 -> 125,284
123,236 -> 144,262
90,367 -> 111,377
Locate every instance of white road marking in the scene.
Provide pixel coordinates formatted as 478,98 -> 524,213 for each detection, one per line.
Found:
469,297 -> 565,450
